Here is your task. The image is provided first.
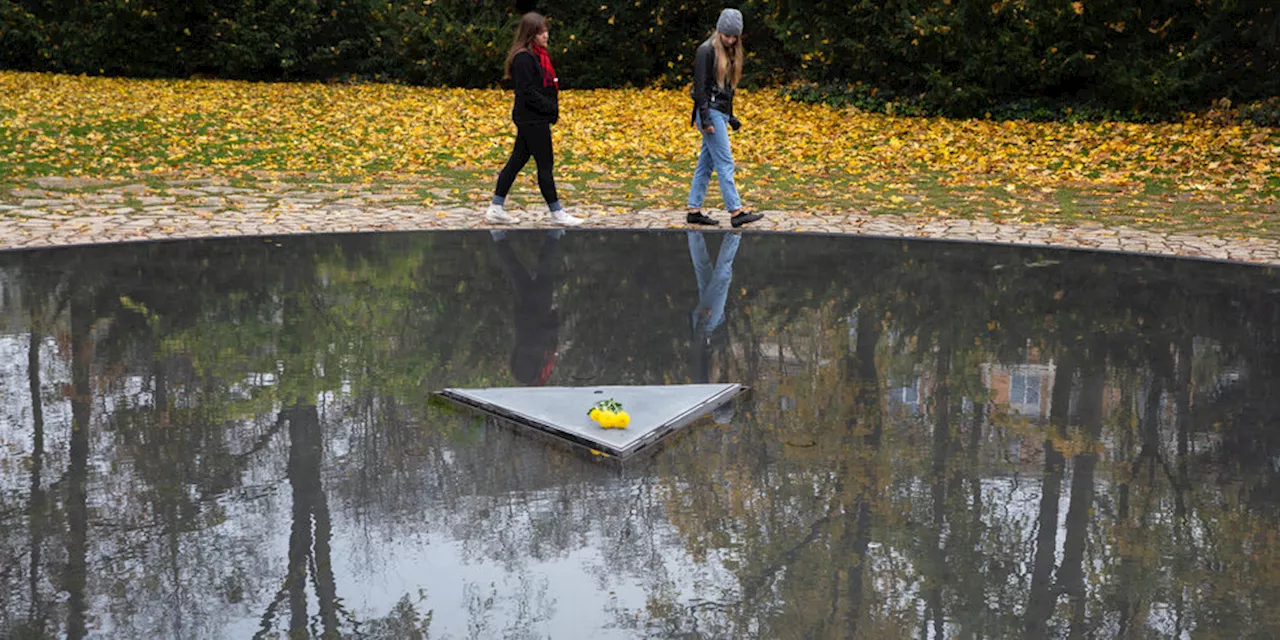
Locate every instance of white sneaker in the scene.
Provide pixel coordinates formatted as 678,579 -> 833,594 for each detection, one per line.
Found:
486,204 -> 519,224
549,209 -> 583,226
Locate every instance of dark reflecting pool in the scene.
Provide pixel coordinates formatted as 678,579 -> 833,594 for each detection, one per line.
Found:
2,230 -> 1279,639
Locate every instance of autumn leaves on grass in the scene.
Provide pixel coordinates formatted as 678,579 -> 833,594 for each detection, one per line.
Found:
0,70 -> 1276,230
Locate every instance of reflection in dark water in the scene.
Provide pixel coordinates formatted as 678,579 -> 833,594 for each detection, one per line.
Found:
0,230 -> 1278,638
689,231 -> 740,425
492,229 -> 564,386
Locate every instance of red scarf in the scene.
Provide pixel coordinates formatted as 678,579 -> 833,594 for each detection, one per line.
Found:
529,42 -> 558,89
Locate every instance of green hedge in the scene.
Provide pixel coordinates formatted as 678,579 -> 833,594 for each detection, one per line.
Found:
1,0 -> 1276,118
770,0 -> 1280,117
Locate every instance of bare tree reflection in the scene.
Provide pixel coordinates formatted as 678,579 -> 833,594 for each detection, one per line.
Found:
1,235 -> 1279,637
63,292 -> 92,640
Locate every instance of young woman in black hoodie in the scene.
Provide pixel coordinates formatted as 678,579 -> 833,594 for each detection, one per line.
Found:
486,12 -> 583,226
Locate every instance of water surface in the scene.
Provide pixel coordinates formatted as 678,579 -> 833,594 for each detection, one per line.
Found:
2,230 -> 1279,638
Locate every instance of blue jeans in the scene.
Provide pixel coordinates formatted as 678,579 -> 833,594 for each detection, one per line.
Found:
689,231 -> 741,335
687,110 -> 741,213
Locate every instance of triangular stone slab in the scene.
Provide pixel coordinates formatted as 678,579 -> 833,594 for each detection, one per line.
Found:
439,384 -> 745,459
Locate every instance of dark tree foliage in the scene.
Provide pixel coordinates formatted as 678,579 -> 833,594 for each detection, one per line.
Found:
0,0 -> 1275,117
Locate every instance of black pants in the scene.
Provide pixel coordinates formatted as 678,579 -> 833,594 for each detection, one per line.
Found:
495,122 -> 558,205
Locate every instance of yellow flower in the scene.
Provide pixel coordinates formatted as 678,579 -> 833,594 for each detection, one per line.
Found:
589,402 -> 630,429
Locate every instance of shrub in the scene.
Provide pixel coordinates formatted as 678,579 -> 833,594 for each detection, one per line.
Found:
0,0 -> 1274,119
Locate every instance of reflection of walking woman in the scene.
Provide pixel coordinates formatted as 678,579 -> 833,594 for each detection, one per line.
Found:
689,231 -> 740,341
687,9 -> 763,228
486,12 -> 583,227
491,230 -> 565,385
689,230 -> 741,424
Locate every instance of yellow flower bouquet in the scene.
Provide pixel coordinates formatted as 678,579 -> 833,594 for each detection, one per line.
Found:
588,398 -> 631,429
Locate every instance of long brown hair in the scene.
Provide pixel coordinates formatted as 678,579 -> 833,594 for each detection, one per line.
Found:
706,32 -> 744,89
504,12 -> 548,80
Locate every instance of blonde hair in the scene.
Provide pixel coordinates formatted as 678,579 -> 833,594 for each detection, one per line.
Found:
707,32 -> 743,89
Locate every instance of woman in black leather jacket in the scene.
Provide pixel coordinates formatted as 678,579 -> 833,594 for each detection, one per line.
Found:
686,8 -> 763,228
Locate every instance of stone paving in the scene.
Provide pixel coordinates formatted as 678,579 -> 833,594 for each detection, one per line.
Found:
2,176 -> 1278,267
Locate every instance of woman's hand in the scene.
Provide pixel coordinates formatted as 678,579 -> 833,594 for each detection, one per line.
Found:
703,125 -> 715,134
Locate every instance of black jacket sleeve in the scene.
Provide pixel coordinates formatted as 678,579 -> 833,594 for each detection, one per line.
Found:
513,52 -> 558,119
691,43 -> 715,128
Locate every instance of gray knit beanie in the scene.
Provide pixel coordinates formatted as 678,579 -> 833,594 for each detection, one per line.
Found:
716,8 -> 743,36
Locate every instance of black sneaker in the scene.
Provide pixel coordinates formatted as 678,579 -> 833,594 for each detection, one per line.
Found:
730,209 -> 763,227
687,211 -> 720,226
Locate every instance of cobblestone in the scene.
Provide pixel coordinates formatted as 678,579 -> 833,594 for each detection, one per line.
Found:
1,178 -> 1278,266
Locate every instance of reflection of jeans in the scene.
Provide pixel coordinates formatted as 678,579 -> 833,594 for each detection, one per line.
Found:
689,231 -> 740,335
687,110 -> 741,213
